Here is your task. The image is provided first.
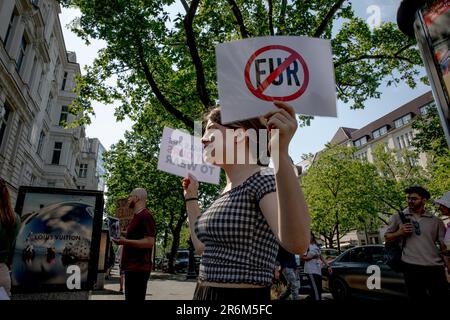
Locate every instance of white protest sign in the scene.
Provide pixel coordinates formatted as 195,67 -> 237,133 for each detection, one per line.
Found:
157,127 -> 221,184
216,36 -> 337,124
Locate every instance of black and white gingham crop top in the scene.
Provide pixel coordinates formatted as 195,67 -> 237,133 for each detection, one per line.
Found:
195,168 -> 279,286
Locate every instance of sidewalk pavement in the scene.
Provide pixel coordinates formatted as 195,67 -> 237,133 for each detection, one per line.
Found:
90,266 -> 197,300
90,264 -> 332,300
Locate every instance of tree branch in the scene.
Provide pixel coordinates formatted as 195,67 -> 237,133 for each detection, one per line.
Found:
134,38 -> 194,128
279,0 -> 287,35
377,215 -> 389,225
314,0 -> 346,38
226,0 -> 249,38
394,42 -> 415,56
268,0 -> 274,36
184,0 -> 212,109
380,196 -> 402,212
335,43 -> 417,68
180,0 -> 189,13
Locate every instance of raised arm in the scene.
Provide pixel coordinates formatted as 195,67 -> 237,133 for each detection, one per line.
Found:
182,173 -> 205,255
260,102 -> 311,254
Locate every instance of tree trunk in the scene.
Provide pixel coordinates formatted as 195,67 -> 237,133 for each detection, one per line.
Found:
363,222 -> 369,244
335,209 -> 341,253
167,208 -> 187,274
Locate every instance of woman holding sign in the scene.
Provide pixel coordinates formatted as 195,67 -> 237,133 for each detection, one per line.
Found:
183,102 -> 310,301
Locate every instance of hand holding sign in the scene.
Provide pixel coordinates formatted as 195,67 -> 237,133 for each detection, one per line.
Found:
182,173 -> 199,199
265,102 -> 298,154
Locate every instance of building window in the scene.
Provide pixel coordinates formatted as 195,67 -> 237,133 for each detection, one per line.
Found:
355,151 -> 368,161
4,9 -> 16,45
353,136 -> 367,147
396,132 -> 413,149
394,114 -> 412,128
51,142 -> 63,165
79,164 -> 88,178
77,185 -> 86,190
16,35 -> 27,71
37,130 -> 45,156
419,102 -> 436,115
0,103 -> 11,148
61,72 -> 68,91
372,126 -> 388,139
47,181 -> 56,187
59,106 -> 68,126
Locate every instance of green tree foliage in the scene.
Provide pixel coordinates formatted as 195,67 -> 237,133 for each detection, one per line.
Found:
370,143 -> 429,216
301,145 -> 382,251
61,0 -> 424,128
411,105 -> 450,200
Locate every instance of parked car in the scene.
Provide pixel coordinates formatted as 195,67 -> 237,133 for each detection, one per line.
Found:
321,248 -> 340,263
174,249 -> 190,273
162,249 -> 201,273
322,245 -> 411,300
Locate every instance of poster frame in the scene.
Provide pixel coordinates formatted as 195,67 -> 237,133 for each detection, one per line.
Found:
12,186 -> 104,293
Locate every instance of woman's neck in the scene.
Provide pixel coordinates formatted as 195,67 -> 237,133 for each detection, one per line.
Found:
222,164 -> 261,189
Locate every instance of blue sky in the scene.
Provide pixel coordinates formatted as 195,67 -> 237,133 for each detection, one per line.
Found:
59,0 -> 431,162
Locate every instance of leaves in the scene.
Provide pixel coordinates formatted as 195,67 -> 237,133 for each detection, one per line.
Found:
302,145 -> 383,250
62,0 -> 423,128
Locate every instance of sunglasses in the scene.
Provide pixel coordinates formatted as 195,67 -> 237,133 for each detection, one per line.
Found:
412,220 -> 421,236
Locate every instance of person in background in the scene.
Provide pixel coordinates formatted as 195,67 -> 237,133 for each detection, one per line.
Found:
385,186 -> 447,300
434,191 -> 450,277
112,188 -> 156,301
116,244 -> 125,293
301,231 -> 322,300
0,178 -> 20,298
276,245 -> 300,300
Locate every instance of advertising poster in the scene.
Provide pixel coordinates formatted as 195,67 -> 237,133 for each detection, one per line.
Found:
422,0 -> 450,43
422,0 -> 450,100
434,40 -> 450,97
11,187 -> 103,293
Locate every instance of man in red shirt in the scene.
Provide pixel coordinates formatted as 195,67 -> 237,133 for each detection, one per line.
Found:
113,188 -> 156,300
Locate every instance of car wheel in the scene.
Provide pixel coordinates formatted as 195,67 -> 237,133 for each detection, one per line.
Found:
331,278 -> 351,300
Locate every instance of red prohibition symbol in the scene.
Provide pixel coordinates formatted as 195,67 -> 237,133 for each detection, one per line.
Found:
244,45 -> 309,101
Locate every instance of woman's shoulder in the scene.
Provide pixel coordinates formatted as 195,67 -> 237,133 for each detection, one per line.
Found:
247,167 -> 275,184
244,167 -> 276,200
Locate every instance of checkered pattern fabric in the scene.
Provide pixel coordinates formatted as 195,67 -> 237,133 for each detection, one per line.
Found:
195,168 -> 278,286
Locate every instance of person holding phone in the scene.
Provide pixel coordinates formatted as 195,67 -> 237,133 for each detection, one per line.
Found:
112,188 -> 156,301
384,186 -> 447,300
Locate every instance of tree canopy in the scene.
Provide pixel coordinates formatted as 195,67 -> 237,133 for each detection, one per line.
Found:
62,0 -> 424,129
301,145 -> 383,250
